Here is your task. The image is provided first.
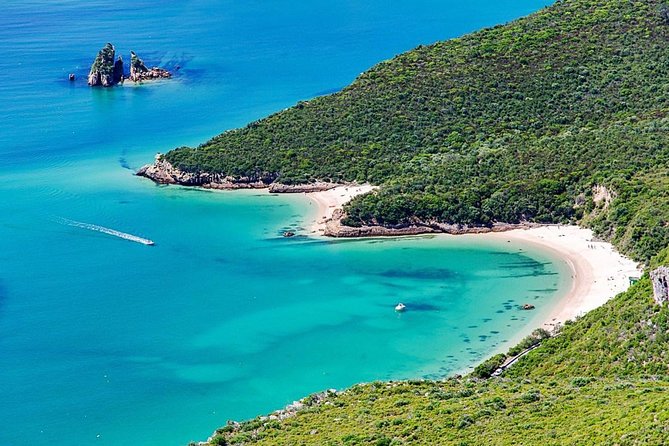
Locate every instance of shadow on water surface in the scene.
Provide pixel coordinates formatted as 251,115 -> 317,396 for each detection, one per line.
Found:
378,268 -> 456,280
0,280 -> 6,317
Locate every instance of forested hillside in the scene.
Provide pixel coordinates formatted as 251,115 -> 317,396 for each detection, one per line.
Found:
154,1 -> 669,444
164,0 -> 669,262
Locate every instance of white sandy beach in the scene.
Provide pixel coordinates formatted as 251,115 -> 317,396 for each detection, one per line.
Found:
305,184 -> 377,234
483,226 -> 642,329
305,187 -> 642,330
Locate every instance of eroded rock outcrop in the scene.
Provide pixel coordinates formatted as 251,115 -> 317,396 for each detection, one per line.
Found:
268,182 -> 337,193
129,51 -> 171,82
323,209 -> 534,237
650,266 -> 669,305
136,155 -> 276,189
88,43 -> 117,87
87,44 -> 170,87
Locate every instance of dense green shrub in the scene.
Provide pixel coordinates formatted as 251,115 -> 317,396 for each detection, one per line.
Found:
164,0 -> 669,262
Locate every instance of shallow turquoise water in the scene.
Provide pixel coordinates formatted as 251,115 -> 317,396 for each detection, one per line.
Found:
0,1 -> 558,444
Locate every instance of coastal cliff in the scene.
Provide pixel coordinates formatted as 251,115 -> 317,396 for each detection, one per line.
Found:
137,155 -> 274,188
137,155 -> 339,192
323,209 -> 535,237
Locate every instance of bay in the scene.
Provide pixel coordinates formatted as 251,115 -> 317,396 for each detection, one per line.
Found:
0,1 -> 558,444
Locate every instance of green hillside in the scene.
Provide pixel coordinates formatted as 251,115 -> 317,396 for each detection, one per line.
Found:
165,0 -> 669,262
162,0 -> 669,443
200,277 -> 669,446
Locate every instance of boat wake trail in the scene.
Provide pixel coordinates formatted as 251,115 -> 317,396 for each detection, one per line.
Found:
57,218 -> 155,246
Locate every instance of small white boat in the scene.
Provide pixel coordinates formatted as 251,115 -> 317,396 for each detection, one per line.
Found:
395,303 -> 406,312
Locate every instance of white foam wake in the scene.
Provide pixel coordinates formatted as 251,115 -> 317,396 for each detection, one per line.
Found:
58,218 -> 155,246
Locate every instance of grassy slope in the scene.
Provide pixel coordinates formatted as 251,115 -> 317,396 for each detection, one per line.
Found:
166,0 -> 669,262
206,277 -> 669,446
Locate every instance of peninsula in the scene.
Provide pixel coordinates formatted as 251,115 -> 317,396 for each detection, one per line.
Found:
135,0 -> 669,443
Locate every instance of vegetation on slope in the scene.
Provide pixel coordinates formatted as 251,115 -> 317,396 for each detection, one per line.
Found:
166,0 -> 669,262
202,277 -> 669,446
161,0 -> 669,443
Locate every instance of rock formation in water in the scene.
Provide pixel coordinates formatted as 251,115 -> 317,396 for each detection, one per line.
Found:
113,56 -> 124,84
87,43 -> 117,87
129,51 -> 171,82
650,266 -> 669,305
87,44 -> 170,87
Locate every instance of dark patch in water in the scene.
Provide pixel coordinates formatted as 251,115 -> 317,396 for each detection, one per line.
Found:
499,271 -> 558,279
400,302 -> 440,312
482,318 -> 492,323
467,325 -> 478,329
478,335 -> 488,341
0,280 -> 5,311
378,268 -> 455,280
529,288 -> 558,292
496,310 -> 505,314
118,156 -> 133,170
490,330 -> 500,334
500,260 -> 550,269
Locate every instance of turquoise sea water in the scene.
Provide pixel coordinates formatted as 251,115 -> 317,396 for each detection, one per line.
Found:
0,1 -> 559,444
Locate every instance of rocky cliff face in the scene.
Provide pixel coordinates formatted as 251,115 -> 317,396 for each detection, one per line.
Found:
650,267 -> 669,305
268,182 -> 337,193
129,51 -> 171,82
87,43 -> 117,86
113,56 -> 124,84
323,209 -> 536,237
136,155 -> 276,189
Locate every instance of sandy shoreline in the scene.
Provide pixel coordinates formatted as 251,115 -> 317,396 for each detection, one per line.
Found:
304,187 -> 642,331
304,184 -> 377,234
481,226 -> 642,330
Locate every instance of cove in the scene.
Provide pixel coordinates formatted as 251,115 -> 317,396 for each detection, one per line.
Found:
0,0 -> 557,444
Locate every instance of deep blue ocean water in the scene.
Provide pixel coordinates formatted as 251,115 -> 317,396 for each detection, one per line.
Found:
0,1 -> 558,444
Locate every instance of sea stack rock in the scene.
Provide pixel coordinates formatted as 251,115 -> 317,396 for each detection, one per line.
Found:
129,51 -> 171,82
87,43 -> 117,86
113,56 -> 124,84
87,44 -> 171,87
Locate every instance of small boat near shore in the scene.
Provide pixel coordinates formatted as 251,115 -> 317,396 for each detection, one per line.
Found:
58,218 -> 155,246
395,303 -> 406,312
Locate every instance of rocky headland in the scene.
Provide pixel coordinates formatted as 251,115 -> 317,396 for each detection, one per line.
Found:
136,155 -> 338,192
137,156 -> 537,238
323,209 -> 537,237
87,43 -> 171,87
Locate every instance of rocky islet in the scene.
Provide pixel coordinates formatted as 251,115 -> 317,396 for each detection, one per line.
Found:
86,43 -> 171,87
